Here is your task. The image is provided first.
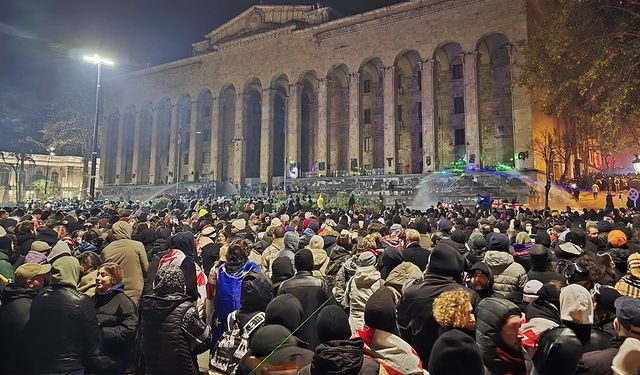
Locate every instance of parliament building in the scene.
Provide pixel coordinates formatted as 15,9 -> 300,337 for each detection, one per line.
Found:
101,0 -> 547,190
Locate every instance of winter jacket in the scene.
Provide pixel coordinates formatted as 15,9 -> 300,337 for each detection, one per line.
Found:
0,284 -> 38,374
576,336 -> 629,375
476,298 -> 527,375
483,250 -> 528,298
297,338 -> 384,375
90,282 -> 139,374
101,222 -> 149,306
403,242 -> 430,271
321,245 -> 351,289
397,273 -> 479,365
78,268 -> 99,297
310,247 -> 329,277
200,242 -> 221,276
27,284 -> 102,374
15,232 -> 36,256
0,251 -> 13,292
141,293 -> 210,375
262,237 -> 284,278
278,270 -> 335,350
385,261 -> 423,303
333,256 -> 358,306
379,247 -> 404,279
344,265 -> 384,332
320,229 -> 340,255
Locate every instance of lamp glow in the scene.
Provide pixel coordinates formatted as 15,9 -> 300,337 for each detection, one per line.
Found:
83,54 -> 114,66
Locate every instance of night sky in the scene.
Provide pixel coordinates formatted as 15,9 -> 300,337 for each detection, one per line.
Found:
0,0 -> 405,109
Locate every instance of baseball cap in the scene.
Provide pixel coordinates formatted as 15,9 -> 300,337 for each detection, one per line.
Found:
14,263 -> 52,287
615,297 -> 640,333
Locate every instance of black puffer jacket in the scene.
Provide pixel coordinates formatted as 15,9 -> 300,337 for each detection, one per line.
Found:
397,273 -> 479,365
0,284 -> 38,374
141,294 -> 210,375
298,338 -> 382,375
26,285 -> 102,373
90,283 -> 139,375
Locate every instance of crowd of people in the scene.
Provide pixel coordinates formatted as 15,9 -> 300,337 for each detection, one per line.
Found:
0,195 -> 639,375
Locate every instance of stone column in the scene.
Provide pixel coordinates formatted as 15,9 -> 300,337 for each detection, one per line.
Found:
131,110 -> 142,184
287,84 -> 300,171
209,97 -> 220,181
188,100 -> 198,182
168,103 -> 179,183
98,114 -> 108,185
260,88 -> 274,185
114,113 -> 125,184
316,79 -> 328,176
348,73 -> 361,174
149,106 -> 159,184
509,46 -> 534,170
464,51 -> 481,167
383,66 -> 396,174
420,60 -> 436,172
232,93 -> 245,186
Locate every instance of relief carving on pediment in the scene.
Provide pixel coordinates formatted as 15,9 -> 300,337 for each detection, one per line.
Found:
246,9 -> 265,31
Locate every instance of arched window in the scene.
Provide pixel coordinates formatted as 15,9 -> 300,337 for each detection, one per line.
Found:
50,171 -> 59,185
34,170 -> 44,181
0,168 -> 10,186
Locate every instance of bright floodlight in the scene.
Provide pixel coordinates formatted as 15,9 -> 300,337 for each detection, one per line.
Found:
83,54 -> 114,66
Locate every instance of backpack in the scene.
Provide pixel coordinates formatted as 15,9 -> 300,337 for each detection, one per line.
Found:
210,311 -> 265,375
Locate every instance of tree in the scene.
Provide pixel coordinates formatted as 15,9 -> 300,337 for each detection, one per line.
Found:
534,129 -> 557,209
555,120 -> 577,181
0,91 -> 44,203
42,81 -> 96,197
518,0 -> 640,164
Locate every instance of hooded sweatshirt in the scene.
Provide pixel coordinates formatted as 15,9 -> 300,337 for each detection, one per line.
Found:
345,265 -> 384,332
101,221 -> 149,306
385,261 -> 423,303
278,231 -> 299,270
308,237 -> 329,277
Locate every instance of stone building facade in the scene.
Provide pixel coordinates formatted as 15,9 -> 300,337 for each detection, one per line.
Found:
101,0 -> 540,189
0,153 -> 98,203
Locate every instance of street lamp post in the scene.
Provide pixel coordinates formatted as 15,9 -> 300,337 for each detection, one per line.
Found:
44,147 -> 55,195
84,54 -> 114,201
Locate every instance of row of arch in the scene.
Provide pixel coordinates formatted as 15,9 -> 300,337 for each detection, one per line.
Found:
103,34 -> 515,186
0,167 -> 60,187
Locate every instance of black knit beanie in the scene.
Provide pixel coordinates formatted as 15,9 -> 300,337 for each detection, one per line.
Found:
317,305 -> 351,343
364,287 -> 398,335
428,329 -> 483,375
428,243 -> 464,280
294,248 -> 314,272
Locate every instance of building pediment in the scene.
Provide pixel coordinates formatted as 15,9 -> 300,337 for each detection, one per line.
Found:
193,5 -> 339,54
